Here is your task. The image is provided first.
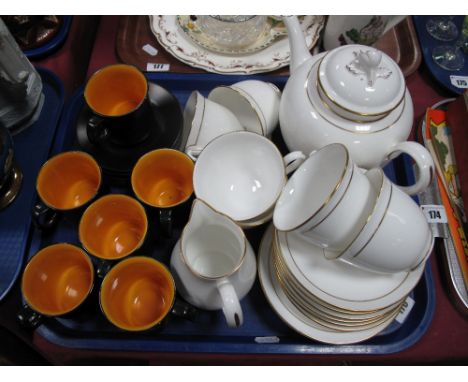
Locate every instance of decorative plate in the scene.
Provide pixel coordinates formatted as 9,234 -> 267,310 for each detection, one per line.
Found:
149,15 -> 325,75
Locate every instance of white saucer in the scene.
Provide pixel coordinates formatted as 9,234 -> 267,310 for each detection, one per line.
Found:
258,225 -> 401,345
275,227 -> 426,312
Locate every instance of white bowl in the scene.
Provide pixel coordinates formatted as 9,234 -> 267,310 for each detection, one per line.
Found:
194,131 -> 297,222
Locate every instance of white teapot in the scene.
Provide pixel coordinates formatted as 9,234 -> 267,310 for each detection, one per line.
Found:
279,16 -> 433,195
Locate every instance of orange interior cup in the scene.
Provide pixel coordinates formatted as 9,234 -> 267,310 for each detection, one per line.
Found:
36,151 -> 101,210
131,149 -> 194,208
79,194 -> 148,260
21,243 -> 94,316
100,256 -> 175,331
84,64 -> 148,117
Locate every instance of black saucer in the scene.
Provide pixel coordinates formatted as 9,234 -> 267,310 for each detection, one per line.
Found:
76,83 -> 183,178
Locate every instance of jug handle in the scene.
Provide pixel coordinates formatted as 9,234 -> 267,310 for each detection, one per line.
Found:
217,279 -> 243,328
283,151 -> 306,175
384,141 -> 434,196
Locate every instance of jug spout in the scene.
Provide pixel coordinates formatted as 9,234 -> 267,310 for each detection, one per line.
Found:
283,15 -> 312,74
182,199 -> 246,260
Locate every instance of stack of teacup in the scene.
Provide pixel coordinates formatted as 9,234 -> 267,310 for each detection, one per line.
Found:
260,143 -> 434,342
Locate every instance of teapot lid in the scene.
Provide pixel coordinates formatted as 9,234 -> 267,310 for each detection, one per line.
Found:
317,45 -> 405,117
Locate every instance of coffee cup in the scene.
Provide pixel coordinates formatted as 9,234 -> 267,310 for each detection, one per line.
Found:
193,131 -> 305,224
84,64 -> 154,147
18,243 -> 94,328
334,168 -> 433,273
131,148 -> 194,236
79,194 -> 148,263
100,256 -> 196,331
33,151 -> 102,230
274,143 -> 377,252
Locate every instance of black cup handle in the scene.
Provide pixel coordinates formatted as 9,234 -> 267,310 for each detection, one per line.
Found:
96,259 -> 113,279
87,115 -> 108,145
171,298 -> 198,321
159,209 -> 173,238
32,202 -> 60,231
17,304 -> 43,330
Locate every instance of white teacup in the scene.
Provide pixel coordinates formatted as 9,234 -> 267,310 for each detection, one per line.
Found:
194,131 -> 305,222
274,143 -> 377,252
184,91 -> 244,161
208,80 -> 282,137
336,168 -> 433,273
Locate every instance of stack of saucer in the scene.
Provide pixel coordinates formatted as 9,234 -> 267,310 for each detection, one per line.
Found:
258,225 -> 428,345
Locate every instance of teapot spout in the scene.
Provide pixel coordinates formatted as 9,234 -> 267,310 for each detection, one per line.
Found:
283,15 -> 312,74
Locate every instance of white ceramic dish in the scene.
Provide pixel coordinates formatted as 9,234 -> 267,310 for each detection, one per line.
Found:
275,227 -> 426,311
272,247 -> 404,328
150,15 -> 325,75
258,225 -> 401,345
193,131 -> 304,222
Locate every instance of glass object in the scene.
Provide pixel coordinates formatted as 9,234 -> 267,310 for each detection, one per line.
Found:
196,15 -> 268,50
431,16 -> 468,71
426,16 -> 459,41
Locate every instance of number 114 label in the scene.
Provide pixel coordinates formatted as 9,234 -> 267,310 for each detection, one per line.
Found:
421,205 -> 448,224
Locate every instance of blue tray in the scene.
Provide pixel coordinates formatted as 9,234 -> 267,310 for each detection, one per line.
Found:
0,68 -> 64,301
30,73 -> 435,354
413,15 -> 467,95
23,16 -> 72,59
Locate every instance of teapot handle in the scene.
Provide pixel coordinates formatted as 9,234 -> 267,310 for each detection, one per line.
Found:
384,141 -> 434,196
217,279 -> 243,328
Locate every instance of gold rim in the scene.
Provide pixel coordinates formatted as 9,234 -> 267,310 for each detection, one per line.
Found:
351,186 -> 394,260
131,148 -> 194,209
209,86 -> 266,136
326,168 -> 387,260
185,91 -> 206,149
277,143 -> 351,233
179,199 -> 247,281
305,61 -> 406,135
99,256 -> 176,332
84,63 -> 149,118
36,151 -> 102,212
22,243 -> 95,317
279,228 -> 413,308
259,229 -> 403,343
316,52 -> 405,117
194,131 -> 287,221
305,164 -> 355,232
274,260 -> 402,332
272,232 -> 399,315
79,194 -> 148,260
